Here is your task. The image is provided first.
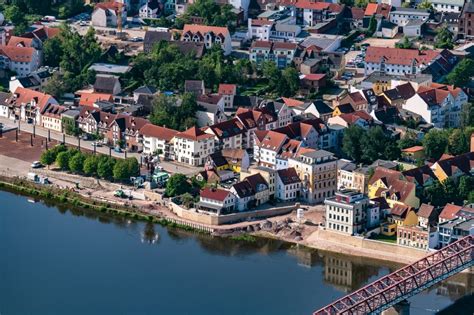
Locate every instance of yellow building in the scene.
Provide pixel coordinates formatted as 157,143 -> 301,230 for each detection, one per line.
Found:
380,204 -> 418,236
368,167 -> 420,210
401,146 -> 425,161
430,152 -> 474,183
332,103 -> 355,116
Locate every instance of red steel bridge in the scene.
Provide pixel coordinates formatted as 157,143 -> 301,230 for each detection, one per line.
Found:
314,235 -> 474,315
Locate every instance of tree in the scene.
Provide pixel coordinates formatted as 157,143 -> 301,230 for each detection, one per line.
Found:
448,129 -> 469,155
460,102 -> 474,128
183,0 -> 236,29
418,0 -> 432,9
56,151 -> 70,170
279,67 -> 300,97
150,93 -> 198,131
422,129 -> 448,160
69,151 -> 85,173
97,156 -> 115,179
434,25 -> 454,49
112,158 -> 139,182
367,15 -> 377,35
459,176 -> 474,202
165,174 -> 192,197
43,37 -> 63,67
342,125 -> 365,162
395,36 -> 413,49
83,155 -> 99,176
5,5 -> 28,35
40,149 -> 55,169
446,59 -> 474,88
398,131 -> 421,149
181,192 -> 195,208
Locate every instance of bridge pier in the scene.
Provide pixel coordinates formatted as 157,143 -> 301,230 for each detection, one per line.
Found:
382,300 -> 410,315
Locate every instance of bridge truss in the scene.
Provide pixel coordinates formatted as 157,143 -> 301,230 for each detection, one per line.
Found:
314,235 -> 473,315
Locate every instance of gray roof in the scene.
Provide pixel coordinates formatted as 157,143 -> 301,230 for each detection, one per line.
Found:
391,7 -> 430,15
0,92 -> 12,106
404,19 -> 426,27
134,85 -> 157,95
94,75 -> 119,93
89,63 -> 131,74
300,36 -> 341,51
62,109 -> 80,119
300,149 -> 334,159
274,23 -> 300,33
338,159 -> 356,171
429,0 -> 464,6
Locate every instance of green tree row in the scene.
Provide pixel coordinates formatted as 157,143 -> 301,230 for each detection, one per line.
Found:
40,145 -> 139,182
423,176 -> 474,207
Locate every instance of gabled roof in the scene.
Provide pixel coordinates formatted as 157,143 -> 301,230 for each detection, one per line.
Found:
439,203 -> 463,220
390,204 -> 411,219
79,92 -> 113,107
182,24 -> 230,38
176,126 -> 214,141
7,36 -> 34,48
0,45 -> 36,62
200,187 -> 232,202
207,118 -> 245,139
277,167 -> 301,185
365,47 -> 440,66
433,151 -> 474,177
335,103 -> 355,114
94,75 -> 119,93
255,130 -> 288,151
282,97 -> 305,107
218,84 -> 237,95
140,123 -> 178,142
10,87 -> 55,111
402,164 -> 436,186
313,100 -> 333,114
417,203 -> 435,219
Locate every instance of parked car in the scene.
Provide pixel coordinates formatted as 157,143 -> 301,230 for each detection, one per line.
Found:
91,142 -> 103,147
31,161 -> 43,168
114,147 -> 122,153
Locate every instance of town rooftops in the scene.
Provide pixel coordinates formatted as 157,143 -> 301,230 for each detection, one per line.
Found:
402,146 -> 424,153
417,203 -> 435,219
207,118 -> 245,139
218,84 -> 237,95
139,123 -> 178,142
94,74 -> 119,93
79,92 -> 113,107
10,87 -> 55,111
365,47 -> 440,66
256,130 -> 288,151
7,36 -> 34,47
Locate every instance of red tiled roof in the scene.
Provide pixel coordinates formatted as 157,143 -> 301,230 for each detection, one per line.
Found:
218,84 -> 237,95
365,3 -> 378,16
182,24 -> 230,38
439,203 -> 463,220
79,93 -> 113,107
302,73 -> 326,81
295,0 -> 330,10
200,187 -> 232,202
277,167 -> 301,185
282,97 -> 304,107
251,40 -> 273,49
402,146 -> 424,153
256,130 -> 288,151
365,47 -> 440,66
0,45 -> 36,62
417,203 -> 435,219
11,87 -> 55,111
7,36 -> 34,47
140,123 -> 178,142
251,19 -> 274,26
176,126 -> 214,141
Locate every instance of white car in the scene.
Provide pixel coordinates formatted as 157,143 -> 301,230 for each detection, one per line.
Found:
31,161 -> 43,168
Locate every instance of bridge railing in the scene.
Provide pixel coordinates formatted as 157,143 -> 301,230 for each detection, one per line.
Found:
314,235 -> 473,315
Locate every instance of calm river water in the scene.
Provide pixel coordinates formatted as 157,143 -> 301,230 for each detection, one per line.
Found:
0,190 -> 472,315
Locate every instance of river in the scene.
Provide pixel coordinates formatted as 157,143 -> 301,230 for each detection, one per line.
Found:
0,190 -> 472,315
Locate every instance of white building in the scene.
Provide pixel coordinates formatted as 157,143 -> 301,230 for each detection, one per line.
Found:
197,187 -> 236,215
337,159 -> 356,191
91,2 -> 127,28
173,126 -> 215,166
139,1 -> 159,18
429,0 -> 464,13
181,24 -> 232,56
389,7 -> 430,27
140,123 -> 178,159
276,167 -> 301,201
0,46 -> 40,78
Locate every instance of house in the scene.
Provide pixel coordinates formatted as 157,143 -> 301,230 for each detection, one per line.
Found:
77,107 -> 116,136
401,146 -> 425,162
325,190 -> 380,235
438,218 -> 474,247
89,63 -> 131,76
181,24 -> 232,56
221,149 -> 250,172
195,94 -> 226,127
91,2 -> 127,28
308,100 -> 333,122
364,47 -> 441,76
218,83 -> 237,109
429,0 -> 464,13
107,115 -> 149,150
228,0 -> 251,20
403,83 -> 468,128
143,31 -> 172,53
431,151 -> 474,183
376,20 -> 398,39
253,130 -> 289,168
184,80 -> 205,96
0,92 -> 12,118
328,112 -> 372,129
397,225 -> 438,250
7,87 -> 58,124
299,73 -> 326,93
368,167 -> 420,209
417,203 -> 438,228
20,25 -> 60,46
235,107 -> 278,148
197,187 -> 236,215
339,91 -> 371,112
332,103 -> 355,116
205,118 -> 245,151
9,67 -> 54,92
40,103 -> 66,132
79,92 -> 114,107
140,123 -> 178,159
93,74 -> 121,95
231,173 -> 269,210
270,23 -> 301,42
173,126 -> 215,166
439,203 -> 464,223
299,34 -> 343,53
389,7 -> 430,27
249,41 -> 297,68
276,167 -> 301,201
288,149 -> 337,204
388,204 -> 418,227
139,0 -> 160,18
283,0 -> 343,27
0,46 -> 40,77
458,0 -> 474,39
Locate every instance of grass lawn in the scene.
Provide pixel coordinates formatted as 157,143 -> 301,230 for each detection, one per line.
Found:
370,234 -> 397,244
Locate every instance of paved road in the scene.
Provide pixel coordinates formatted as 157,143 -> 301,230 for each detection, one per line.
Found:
0,117 -> 202,176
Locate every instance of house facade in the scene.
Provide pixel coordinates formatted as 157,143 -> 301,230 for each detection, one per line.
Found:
181,24 -> 232,55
